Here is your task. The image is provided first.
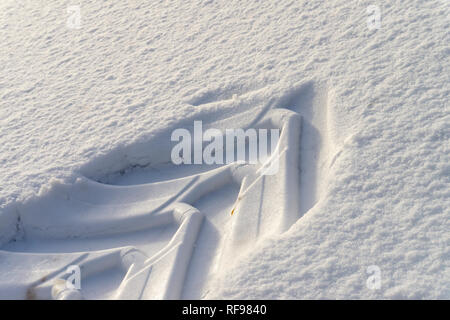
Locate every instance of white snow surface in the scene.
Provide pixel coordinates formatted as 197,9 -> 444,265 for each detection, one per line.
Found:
0,0 -> 449,299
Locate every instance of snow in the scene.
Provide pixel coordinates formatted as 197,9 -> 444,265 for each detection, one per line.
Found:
0,0 -> 449,299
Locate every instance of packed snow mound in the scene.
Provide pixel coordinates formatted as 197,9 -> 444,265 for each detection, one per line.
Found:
0,0 -> 448,299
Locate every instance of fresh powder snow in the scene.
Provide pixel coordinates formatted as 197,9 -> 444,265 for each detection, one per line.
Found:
0,0 -> 448,299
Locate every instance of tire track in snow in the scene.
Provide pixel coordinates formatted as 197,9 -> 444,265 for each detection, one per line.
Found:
0,80 -> 335,299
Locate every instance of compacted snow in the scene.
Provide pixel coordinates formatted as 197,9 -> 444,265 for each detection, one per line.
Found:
0,0 -> 448,299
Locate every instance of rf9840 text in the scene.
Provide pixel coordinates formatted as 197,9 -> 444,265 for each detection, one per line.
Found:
226,305 -> 267,315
